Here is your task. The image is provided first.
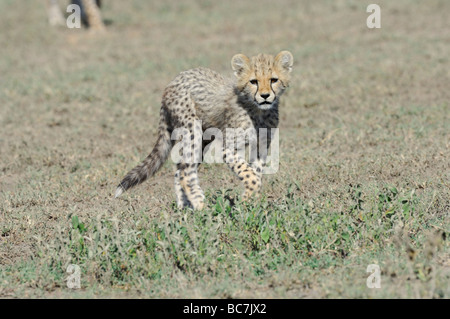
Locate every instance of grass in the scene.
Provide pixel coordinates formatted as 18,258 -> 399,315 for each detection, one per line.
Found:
0,0 -> 449,298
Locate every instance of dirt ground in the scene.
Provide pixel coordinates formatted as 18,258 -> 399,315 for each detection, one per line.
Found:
0,0 -> 448,298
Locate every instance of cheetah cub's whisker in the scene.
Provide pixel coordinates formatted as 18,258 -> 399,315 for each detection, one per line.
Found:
115,51 -> 293,210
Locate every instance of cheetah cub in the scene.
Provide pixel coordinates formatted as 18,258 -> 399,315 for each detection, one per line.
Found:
115,51 -> 293,210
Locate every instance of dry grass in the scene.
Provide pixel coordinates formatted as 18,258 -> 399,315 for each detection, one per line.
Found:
0,0 -> 448,298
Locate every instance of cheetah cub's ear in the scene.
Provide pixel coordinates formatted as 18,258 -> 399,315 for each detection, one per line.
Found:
231,54 -> 251,77
275,51 -> 294,73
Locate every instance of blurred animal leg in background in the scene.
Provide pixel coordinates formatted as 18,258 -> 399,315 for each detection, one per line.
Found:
47,0 -> 65,26
77,0 -> 105,31
47,0 -> 105,30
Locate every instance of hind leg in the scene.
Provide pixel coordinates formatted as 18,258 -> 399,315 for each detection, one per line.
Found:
168,95 -> 205,209
174,167 -> 190,209
177,163 -> 205,210
172,120 -> 205,210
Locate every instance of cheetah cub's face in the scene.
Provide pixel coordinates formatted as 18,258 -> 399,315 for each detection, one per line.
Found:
231,51 -> 293,110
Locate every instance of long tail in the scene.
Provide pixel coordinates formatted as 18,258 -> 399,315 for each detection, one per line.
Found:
115,108 -> 171,198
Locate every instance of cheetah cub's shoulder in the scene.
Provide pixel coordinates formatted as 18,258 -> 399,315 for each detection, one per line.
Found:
116,51 -> 294,210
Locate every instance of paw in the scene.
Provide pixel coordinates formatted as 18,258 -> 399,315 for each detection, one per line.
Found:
196,201 -> 205,210
192,199 -> 205,210
242,190 -> 260,202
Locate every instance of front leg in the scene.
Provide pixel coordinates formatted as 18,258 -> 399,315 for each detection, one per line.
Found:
224,149 -> 262,201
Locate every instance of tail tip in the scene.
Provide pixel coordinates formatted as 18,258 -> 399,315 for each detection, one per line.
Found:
114,186 -> 124,198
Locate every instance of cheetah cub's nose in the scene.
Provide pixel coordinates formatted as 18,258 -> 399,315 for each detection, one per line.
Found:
260,94 -> 270,100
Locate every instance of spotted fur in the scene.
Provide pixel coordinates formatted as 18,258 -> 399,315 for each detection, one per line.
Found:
116,51 -> 294,210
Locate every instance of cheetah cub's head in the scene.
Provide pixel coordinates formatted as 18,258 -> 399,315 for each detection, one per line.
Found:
231,51 -> 293,110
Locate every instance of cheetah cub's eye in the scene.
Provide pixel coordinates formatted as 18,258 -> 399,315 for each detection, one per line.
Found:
271,78 -> 279,84
250,79 -> 258,85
